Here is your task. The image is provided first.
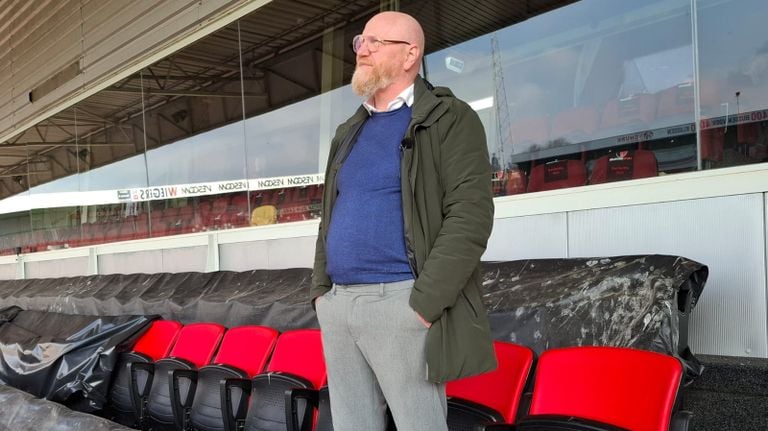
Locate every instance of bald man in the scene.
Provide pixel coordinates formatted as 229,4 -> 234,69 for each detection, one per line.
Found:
311,11 -> 496,430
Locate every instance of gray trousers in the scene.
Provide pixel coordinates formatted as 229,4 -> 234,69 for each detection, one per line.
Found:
315,280 -> 448,431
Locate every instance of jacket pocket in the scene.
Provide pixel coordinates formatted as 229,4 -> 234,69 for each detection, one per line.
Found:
461,290 -> 479,318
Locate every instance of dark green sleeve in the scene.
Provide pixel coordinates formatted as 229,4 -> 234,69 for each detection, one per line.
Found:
409,100 -> 494,322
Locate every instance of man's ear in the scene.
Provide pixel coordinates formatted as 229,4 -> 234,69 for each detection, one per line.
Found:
403,45 -> 421,71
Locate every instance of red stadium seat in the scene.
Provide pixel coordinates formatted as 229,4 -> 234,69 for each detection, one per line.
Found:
700,127 -> 725,162
589,149 -> 658,184
227,329 -> 326,431
527,160 -> 587,192
446,341 -> 534,428
106,320 -> 182,427
505,169 -> 528,195
136,322 -> 225,430
517,346 -> 691,431
131,320 -> 184,362
174,326 -> 279,431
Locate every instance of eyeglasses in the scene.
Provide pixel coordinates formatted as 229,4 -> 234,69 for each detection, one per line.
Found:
352,34 -> 411,53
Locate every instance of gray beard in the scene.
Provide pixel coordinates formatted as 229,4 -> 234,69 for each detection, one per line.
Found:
351,67 -> 394,98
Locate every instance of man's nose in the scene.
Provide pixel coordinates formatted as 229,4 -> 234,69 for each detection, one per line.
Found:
356,41 -> 371,57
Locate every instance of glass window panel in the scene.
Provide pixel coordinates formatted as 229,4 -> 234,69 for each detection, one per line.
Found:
139,23 -> 247,237
697,0 -> 768,168
425,0 -> 694,195
241,8 -> 368,226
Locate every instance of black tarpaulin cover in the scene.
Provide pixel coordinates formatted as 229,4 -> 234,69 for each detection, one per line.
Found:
0,308 -> 153,411
482,255 -> 707,381
0,383 -> 134,430
0,269 -> 317,330
0,255 -> 707,379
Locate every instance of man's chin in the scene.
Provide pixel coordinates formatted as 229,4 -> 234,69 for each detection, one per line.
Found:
352,82 -> 375,98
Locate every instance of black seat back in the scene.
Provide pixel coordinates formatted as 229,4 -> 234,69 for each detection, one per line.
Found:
105,351 -> 152,426
147,358 -> 194,428
447,398 -> 505,431
315,386 -> 333,431
245,373 -> 312,431
190,365 -> 247,431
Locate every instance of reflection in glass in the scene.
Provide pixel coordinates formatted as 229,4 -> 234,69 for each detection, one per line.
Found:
10,0 -> 768,254
697,0 -> 768,168
425,0 -> 695,195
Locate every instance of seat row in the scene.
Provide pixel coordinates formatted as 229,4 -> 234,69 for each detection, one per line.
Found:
495,149 -> 659,195
104,321 -> 325,431
103,319 -> 692,431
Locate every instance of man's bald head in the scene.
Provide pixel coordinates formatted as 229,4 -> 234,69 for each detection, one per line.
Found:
365,11 -> 425,59
351,11 -> 425,102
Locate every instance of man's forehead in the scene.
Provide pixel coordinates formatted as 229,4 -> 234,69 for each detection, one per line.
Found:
364,15 -> 404,35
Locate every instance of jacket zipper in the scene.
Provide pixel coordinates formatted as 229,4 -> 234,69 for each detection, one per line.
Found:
401,126 -> 419,279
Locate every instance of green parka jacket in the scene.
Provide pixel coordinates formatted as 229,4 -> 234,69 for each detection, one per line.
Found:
311,76 -> 496,383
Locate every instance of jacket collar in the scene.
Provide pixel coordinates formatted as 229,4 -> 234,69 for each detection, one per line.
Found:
337,76 -> 450,136
411,76 -> 448,127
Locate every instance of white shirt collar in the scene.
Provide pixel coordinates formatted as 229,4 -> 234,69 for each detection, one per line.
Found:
363,84 -> 415,114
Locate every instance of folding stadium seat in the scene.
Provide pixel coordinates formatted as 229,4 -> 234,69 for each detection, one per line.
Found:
133,322 -> 225,431
223,329 -> 326,431
170,325 -> 279,431
114,217 -> 136,241
278,187 -> 314,222
286,385 -> 333,431
198,200 -> 213,229
82,222 -> 107,246
276,189 -> 306,223
105,319 -> 182,427
103,224 -> 122,244
445,341 -> 534,430
308,185 -> 323,219
484,346 -> 692,431
504,168 -> 527,196
178,205 -> 194,219
699,127 -> 725,162
737,122 -> 766,160
228,193 -> 251,227
134,216 -> 150,240
150,208 -> 165,226
527,160 -> 587,193
738,122 -> 760,147
30,229 -> 50,252
205,196 -> 232,230
492,170 -> 507,196
589,149 -> 658,184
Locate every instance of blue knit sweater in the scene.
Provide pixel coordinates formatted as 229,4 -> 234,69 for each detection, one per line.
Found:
325,105 -> 414,285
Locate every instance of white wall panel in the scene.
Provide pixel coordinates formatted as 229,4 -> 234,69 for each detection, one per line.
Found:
98,246 -> 206,274
25,256 -> 88,279
161,246 -> 207,273
484,213 -> 568,261
99,250 -> 164,275
219,241 -> 269,272
568,194 -> 768,358
0,263 -> 17,280
266,236 -> 317,269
